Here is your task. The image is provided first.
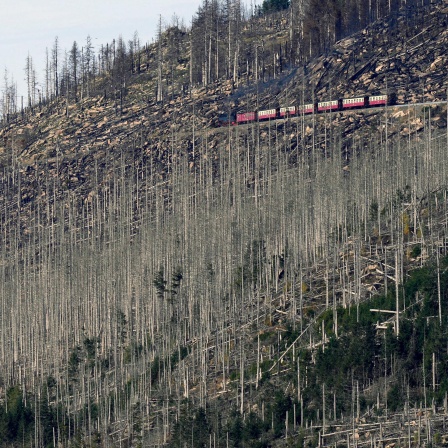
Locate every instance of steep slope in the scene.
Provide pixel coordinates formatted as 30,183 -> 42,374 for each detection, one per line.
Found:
0,1 -> 446,447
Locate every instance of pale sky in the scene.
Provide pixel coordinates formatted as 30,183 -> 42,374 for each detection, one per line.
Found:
1,0 -> 238,100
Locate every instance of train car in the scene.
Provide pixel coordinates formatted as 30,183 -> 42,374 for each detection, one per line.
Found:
298,103 -> 315,114
387,92 -> 398,106
342,97 -> 368,109
237,112 -> 256,124
228,90 -> 400,127
368,94 -> 388,106
217,112 -> 236,126
318,100 -> 340,112
258,109 -> 278,121
279,106 -> 296,117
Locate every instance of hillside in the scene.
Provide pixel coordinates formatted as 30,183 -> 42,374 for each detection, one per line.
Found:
1,1 -> 447,219
0,1 -> 447,447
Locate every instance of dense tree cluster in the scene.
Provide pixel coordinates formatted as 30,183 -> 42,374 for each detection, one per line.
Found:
258,0 -> 290,14
1,253 -> 448,446
170,255 -> 448,446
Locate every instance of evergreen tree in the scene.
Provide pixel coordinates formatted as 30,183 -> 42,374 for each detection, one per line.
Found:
261,0 -> 290,13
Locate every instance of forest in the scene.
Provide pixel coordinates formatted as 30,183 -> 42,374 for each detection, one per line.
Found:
0,0 -> 447,446
0,101 -> 447,445
0,0 -> 438,118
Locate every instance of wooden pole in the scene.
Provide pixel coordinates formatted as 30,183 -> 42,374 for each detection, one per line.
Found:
323,383 -> 326,435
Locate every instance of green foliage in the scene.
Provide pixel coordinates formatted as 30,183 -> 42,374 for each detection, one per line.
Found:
257,330 -> 276,343
297,256 -> 448,421
83,336 -> 98,359
0,386 -> 34,445
154,267 -> 167,299
4,251 -> 448,448
244,412 -> 267,441
150,355 -> 161,385
387,383 -> 401,412
228,410 -> 244,447
405,265 -> 435,303
225,410 -> 270,447
77,251 -> 448,447
229,370 -> 240,381
132,402 -> 143,436
44,376 -> 58,418
124,340 -> 145,363
296,428 -> 306,447
369,200 -> 378,222
410,244 -> 422,258
116,308 -> 128,344
193,407 -> 210,447
260,369 -> 271,385
171,266 -> 183,296
170,406 -> 211,447
170,345 -> 189,369
40,388 -> 61,447
153,265 -> 183,301
68,345 -> 83,379
283,323 -> 301,346
270,390 -> 293,436
248,362 -> 258,378
393,186 -> 412,208
258,0 -> 290,14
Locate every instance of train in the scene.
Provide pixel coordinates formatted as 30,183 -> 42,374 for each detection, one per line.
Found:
218,93 -> 397,126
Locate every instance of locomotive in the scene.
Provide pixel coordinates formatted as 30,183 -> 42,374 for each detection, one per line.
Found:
218,93 -> 397,126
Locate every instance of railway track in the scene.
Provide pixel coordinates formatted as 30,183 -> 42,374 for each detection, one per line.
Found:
1,98 -> 446,172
